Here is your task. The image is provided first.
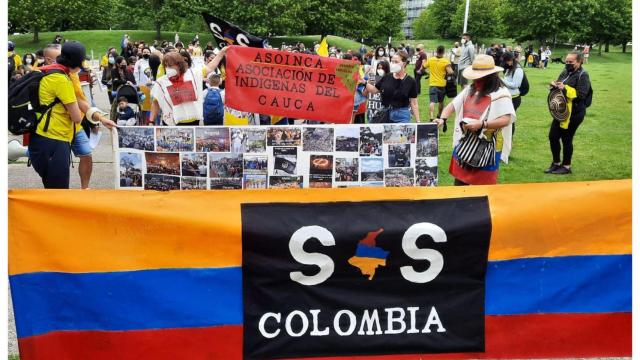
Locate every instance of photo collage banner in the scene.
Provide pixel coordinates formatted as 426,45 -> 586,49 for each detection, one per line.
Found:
114,124 -> 439,190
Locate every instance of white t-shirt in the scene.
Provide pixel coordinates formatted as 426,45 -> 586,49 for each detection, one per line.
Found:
151,68 -> 203,125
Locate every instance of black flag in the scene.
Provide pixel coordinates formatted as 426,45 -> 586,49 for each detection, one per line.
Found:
202,13 -> 267,48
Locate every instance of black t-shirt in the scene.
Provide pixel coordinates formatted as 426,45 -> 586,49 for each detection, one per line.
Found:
375,74 -> 418,108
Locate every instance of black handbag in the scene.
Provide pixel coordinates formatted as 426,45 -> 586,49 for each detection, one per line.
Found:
455,100 -> 496,168
370,107 -> 390,123
445,73 -> 457,98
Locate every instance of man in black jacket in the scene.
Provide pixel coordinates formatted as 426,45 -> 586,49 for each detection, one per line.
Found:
545,51 -> 592,175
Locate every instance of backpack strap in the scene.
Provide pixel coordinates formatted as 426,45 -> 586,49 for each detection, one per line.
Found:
38,68 -> 67,132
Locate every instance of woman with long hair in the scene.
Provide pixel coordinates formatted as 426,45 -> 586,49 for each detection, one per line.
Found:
434,54 -> 516,185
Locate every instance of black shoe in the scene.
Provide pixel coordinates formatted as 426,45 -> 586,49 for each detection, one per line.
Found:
544,163 -> 561,173
551,166 -> 572,175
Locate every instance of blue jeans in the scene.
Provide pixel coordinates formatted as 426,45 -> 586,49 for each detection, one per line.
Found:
389,107 -> 411,123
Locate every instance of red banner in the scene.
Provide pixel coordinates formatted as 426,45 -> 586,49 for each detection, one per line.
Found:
225,46 -> 359,124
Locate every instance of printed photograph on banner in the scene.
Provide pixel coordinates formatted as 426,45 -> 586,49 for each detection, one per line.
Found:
272,147 -> 297,175
181,176 -> 208,190
118,127 -> 155,151
309,174 -> 332,188
245,155 -> 269,175
417,124 -> 439,157
195,127 -> 230,152
383,124 -> 416,144
243,174 -> 268,189
144,174 -> 180,191
335,126 -> 359,152
181,153 -> 208,177
156,127 -> 194,152
230,128 -> 247,153
145,152 -> 180,176
416,157 -> 438,187
269,175 -> 303,189
360,125 -> 383,156
267,127 -> 301,146
336,183 -> 361,188
209,153 -> 243,179
361,157 -> 384,181
209,177 -> 242,190
309,154 -> 333,175
335,157 -> 359,182
303,127 -> 334,152
387,144 -> 412,168
118,152 -> 143,188
242,128 -> 268,153
362,181 -> 385,187
384,168 -> 415,187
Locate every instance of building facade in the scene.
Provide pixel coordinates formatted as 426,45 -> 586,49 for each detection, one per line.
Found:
402,0 -> 433,38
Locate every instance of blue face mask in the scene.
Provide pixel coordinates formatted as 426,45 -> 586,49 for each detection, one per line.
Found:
108,57 -> 115,64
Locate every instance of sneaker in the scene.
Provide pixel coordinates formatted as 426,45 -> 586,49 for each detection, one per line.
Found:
544,163 -> 561,173
551,166 -> 572,175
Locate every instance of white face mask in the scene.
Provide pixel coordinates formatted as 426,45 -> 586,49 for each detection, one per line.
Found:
377,51 -> 385,57
165,67 -> 178,78
389,49 -> 396,57
377,69 -> 385,76
25,58 -> 32,65
390,63 -> 402,73
461,38 -> 467,44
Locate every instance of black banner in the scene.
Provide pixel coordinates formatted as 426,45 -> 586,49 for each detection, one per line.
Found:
241,198 -> 491,359
202,13 -> 267,48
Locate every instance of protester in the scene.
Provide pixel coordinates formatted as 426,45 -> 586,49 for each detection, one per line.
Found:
426,45 -> 454,121
203,73 -> 225,125
363,51 -> 420,123
450,42 -> 461,75
501,52 -> 524,136
543,46 -> 551,68
8,41 -> 23,81
433,54 -> 515,185
545,51 -> 592,175
21,53 -> 36,74
192,41 -> 203,56
52,34 -> 63,44
101,49 -> 119,103
582,44 -> 590,64
149,46 -> 227,126
457,33 -> 475,88
134,47 -> 153,122
413,44 -> 427,95
111,56 -> 136,90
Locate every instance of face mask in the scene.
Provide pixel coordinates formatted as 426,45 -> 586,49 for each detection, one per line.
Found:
26,58 -> 32,65
377,69 -> 385,76
143,54 -> 150,60
165,67 -> 178,78
389,50 -> 396,57
474,78 -> 486,91
390,63 -> 402,73
461,38 -> 467,44
108,57 -> 115,64
377,51 -> 385,57
565,63 -> 575,72
120,64 -> 127,69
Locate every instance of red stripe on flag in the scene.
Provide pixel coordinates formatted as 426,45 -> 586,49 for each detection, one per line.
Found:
17,313 -> 630,360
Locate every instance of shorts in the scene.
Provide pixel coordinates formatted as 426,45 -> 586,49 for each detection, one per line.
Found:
457,69 -> 468,86
389,107 -> 411,123
584,54 -> 589,58
71,129 -> 92,157
429,86 -> 446,103
28,133 -> 71,189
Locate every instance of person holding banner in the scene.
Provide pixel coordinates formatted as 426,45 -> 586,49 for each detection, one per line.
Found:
433,54 -> 515,185
149,46 -> 227,126
363,51 -> 420,123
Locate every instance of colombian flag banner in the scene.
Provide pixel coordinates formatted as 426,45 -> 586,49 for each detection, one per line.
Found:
8,180 -> 631,359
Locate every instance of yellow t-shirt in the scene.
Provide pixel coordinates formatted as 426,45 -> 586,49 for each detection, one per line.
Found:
36,72 -> 78,142
8,52 -> 22,70
426,56 -> 450,87
100,55 -> 108,68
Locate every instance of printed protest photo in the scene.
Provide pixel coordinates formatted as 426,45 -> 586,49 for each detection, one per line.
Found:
230,128 -> 247,153
309,174 -> 333,188
416,158 -> 438,187
269,176 -> 303,189
303,127 -> 334,152
245,155 -> 269,175
145,152 -> 180,176
156,128 -> 194,152
387,144 -> 412,168
272,148 -> 297,175
242,128 -> 268,153
118,127 -> 155,151
181,177 -> 208,190
119,152 -> 143,188
210,178 -> 242,190
267,127 -> 301,146
360,157 -> 384,182
383,125 -> 415,144
417,124 -> 438,158
243,174 -> 268,189
209,153 -> 243,179
335,126 -> 359,152
144,174 -> 180,191
181,153 -> 208,177
360,126 -> 383,156
309,155 -> 333,175
384,168 -> 415,187
196,127 -> 230,152
335,157 -> 359,182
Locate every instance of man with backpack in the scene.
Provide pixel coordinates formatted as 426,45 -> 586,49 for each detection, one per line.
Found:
545,51 -> 592,175
203,72 -> 225,125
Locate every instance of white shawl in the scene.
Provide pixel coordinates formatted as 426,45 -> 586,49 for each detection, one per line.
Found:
151,69 -> 203,125
450,86 -> 516,163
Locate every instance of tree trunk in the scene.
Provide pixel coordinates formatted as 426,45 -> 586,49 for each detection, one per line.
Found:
33,25 -> 39,43
605,41 -> 610,53
622,40 -> 627,53
598,41 -> 602,55
552,33 -> 557,48
155,22 -> 162,40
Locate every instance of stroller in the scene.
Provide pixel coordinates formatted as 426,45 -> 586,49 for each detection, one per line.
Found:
110,84 -> 145,126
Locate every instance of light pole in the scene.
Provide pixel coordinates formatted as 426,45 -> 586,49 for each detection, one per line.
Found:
463,0 -> 470,33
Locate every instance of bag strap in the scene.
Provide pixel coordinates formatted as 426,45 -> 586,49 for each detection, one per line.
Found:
38,69 -> 66,132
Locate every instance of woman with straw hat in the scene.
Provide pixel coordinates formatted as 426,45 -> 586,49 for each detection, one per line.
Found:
433,54 -> 516,185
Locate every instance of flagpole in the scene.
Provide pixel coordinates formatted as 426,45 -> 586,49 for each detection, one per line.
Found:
463,0 -> 470,33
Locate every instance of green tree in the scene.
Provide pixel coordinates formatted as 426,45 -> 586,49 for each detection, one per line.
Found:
499,0 -> 564,44
412,0 -> 462,39
449,0 -> 502,39
585,0 -> 632,53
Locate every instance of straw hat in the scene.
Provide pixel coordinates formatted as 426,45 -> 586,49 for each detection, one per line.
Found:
462,54 -> 504,80
416,43 -> 424,50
